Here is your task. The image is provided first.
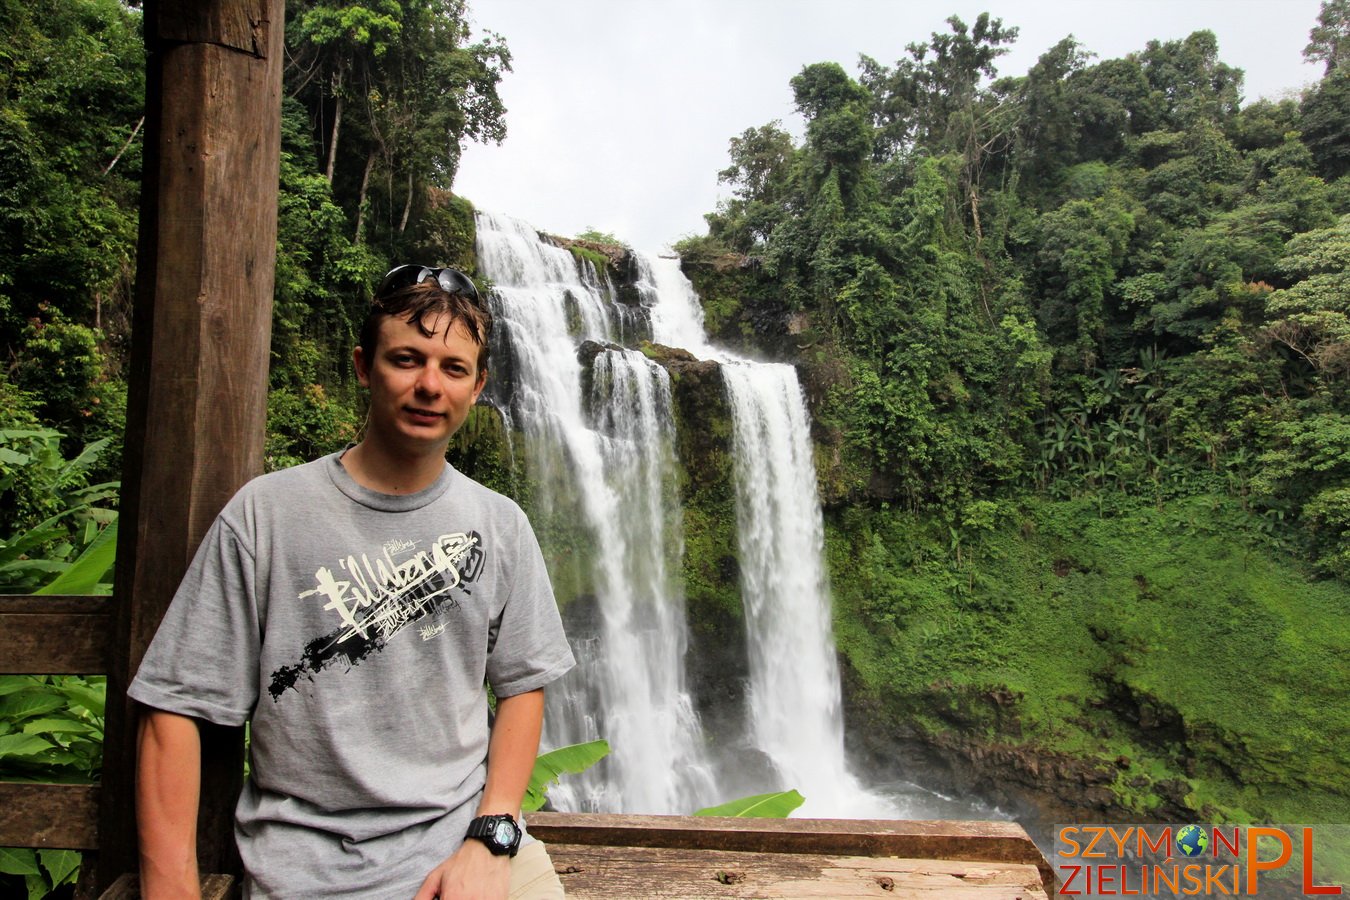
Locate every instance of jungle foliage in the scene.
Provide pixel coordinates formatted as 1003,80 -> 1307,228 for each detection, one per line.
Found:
672,5 -> 1350,827
679,9 -> 1350,581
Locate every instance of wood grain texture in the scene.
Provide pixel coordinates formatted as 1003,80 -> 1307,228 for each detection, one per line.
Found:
157,1 -> 271,55
0,783 -> 99,849
528,814 -> 1055,896
0,595 -> 112,674
545,842 -> 1050,899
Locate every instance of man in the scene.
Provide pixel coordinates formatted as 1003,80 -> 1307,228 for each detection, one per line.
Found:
130,265 -> 576,899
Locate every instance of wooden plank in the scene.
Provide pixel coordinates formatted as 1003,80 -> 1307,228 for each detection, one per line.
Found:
158,1 -> 273,56
0,595 -> 112,674
93,0 -> 285,891
528,814 -> 1054,893
0,783 -> 99,849
544,843 -> 1050,899
100,873 -> 234,900
529,814 -> 1046,864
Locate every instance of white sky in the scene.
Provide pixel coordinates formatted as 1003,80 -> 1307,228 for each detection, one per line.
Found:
454,0 -> 1327,254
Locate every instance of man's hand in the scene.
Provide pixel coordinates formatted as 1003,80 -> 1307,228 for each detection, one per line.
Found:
413,838 -> 510,900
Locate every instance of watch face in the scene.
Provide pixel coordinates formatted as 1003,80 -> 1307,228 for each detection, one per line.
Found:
494,820 -> 517,845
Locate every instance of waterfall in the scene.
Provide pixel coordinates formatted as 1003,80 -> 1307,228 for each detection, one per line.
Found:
641,254 -> 893,817
475,212 -> 716,813
477,213 -> 894,817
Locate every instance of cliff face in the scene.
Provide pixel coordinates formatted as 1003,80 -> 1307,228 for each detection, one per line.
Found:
619,343 -> 748,737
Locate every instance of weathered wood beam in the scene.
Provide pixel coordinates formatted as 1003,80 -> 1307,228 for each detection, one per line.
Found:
0,784 -> 99,850
0,596 -> 112,674
92,0 -> 284,893
527,813 -> 1055,889
542,842 -> 1050,899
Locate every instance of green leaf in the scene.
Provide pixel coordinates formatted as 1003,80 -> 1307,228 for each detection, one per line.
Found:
0,691 -> 65,722
53,680 -> 105,719
694,789 -> 805,818
0,847 -> 40,876
57,438 -> 108,483
36,518 -> 117,595
0,447 -> 29,465
26,870 -> 51,900
39,849 -> 80,886
0,677 -> 41,697
22,718 -> 95,736
522,740 -> 610,812
0,733 -> 55,760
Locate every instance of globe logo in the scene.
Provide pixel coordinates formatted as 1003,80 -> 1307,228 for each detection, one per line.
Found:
1176,824 -> 1209,858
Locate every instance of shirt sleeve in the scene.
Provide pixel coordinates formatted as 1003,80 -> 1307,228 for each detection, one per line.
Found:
128,515 -> 261,726
484,511 -> 575,699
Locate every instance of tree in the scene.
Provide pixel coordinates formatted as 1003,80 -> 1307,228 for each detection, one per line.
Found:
706,123 -> 797,252
1264,215 -> 1350,379
1034,193 -> 1136,368
791,63 -> 873,206
1014,37 -> 1093,194
1305,0 -> 1350,74
0,0 -> 143,368
1300,69 -> 1350,181
285,0 -> 510,252
859,13 -> 1019,160
1136,31 -> 1243,131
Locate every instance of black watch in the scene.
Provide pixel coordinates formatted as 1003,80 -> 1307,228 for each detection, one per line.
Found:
465,814 -> 521,858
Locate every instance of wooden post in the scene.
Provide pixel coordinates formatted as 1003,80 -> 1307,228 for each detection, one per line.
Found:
92,0 -> 284,892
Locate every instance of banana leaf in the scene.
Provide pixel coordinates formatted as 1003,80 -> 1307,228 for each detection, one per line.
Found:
694,789 -> 805,818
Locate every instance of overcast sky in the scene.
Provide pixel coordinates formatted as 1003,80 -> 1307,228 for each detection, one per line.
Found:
453,0 -> 1327,254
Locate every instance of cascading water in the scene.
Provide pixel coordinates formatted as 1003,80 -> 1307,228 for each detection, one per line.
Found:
477,211 -> 900,817
641,254 -> 894,817
475,212 -> 716,813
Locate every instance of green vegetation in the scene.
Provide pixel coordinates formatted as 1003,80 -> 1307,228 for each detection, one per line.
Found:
675,2 -> 1350,825
0,674 -> 106,899
827,496 -> 1349,822
695,789 -> 806,818
522,739 -> 610,812
574,227 -> 623,246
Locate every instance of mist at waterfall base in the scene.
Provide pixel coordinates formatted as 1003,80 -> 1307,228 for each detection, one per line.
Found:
476,211 -> 1003,823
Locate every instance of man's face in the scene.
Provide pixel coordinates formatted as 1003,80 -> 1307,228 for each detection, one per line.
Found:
353,312 -> 487,452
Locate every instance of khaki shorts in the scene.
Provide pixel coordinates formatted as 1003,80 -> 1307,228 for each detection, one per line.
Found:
510,840 -> 565,899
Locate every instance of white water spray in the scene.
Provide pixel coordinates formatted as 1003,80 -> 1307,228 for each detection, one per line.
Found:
475,212 -> 716,813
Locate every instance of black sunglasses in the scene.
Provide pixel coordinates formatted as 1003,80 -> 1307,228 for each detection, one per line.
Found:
376,265 -> 480,303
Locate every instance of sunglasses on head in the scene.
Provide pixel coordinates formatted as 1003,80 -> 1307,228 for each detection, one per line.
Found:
376,265 -> 481,303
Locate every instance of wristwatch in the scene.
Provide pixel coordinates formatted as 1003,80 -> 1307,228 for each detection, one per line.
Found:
465,813 -> 522,857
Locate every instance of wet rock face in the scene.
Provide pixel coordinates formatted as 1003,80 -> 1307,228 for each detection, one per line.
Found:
629,345 -> 750,734
544,234 -> 643,307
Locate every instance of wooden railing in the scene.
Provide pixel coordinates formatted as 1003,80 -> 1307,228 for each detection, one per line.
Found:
1,593 -> 235,898
0,594 -> 110,854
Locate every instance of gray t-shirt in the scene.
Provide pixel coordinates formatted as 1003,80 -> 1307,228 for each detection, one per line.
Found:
130,452 -> 575,899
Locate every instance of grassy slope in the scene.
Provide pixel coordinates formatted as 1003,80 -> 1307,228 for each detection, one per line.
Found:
826,493 -> 1350,823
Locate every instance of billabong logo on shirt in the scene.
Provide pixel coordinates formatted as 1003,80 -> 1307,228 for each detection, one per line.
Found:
267,531 -> 484,699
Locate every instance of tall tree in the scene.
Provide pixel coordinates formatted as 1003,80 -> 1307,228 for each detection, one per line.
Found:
1305,0 -> 1350,74
285,0 -> 510,254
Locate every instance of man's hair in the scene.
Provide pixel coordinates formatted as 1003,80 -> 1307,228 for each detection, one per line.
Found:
359,281 -> 493,372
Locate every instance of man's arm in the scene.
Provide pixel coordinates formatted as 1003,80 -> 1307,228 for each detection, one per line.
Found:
413,688 -> 545,900
136,707 -> 203,900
